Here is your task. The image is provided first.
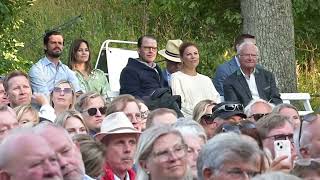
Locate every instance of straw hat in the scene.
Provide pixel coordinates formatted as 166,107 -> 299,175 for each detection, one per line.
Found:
158,39 -> 183,62
94,112 -> 141,141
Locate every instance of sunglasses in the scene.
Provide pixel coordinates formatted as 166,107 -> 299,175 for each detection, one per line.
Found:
213,104 -> 244,113
298,113 -> 318,146
53,87 -> 73,94
250,113 -> 270,121
200,114 -> 215,124
83,107 -> 107,116
266,133 -> 294,143
221,121 -> 256,134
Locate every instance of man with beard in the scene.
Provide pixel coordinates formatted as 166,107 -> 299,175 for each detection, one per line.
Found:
29,30 -> 81,96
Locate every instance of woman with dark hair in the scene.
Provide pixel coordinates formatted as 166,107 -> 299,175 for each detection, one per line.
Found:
171,42 -> 220,118
68,39 -> 110,97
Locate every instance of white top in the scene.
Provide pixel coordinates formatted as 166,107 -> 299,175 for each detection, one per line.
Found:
240,69 -> 260,100
171,71 -> 221,118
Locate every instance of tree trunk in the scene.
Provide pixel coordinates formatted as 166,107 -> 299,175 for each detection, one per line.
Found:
241,0 -> 296,93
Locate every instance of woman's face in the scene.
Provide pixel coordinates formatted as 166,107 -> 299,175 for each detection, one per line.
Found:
279,107 -> 300,129
52,83 -> 73,109
184,135 -> 205,179
143,133 -> 187,180
75,42 -> 89,63
181,45 -> 199,69
18,110 -> 38,126
64,116 -> 87,137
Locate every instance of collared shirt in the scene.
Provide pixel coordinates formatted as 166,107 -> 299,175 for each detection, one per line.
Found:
83,174 -> 95,180
137,58 -> 159,73
240,68 -> 260,100
114,172 -> 130,180
29,56 -> 82,96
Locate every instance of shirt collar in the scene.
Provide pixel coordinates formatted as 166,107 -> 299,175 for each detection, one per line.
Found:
138,58 -> 156,68
240,67 -> 255,79
43,56 -> 62,66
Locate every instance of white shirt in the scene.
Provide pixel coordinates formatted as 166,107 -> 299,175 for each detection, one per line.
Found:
240,68 -> 260,100
114,172 -> 130,180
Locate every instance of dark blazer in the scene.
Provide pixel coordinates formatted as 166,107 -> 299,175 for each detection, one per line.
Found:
120,58 -> 164,99
213,56 -> 239,96
223,67 -> 282,106
162,69 -> 169,88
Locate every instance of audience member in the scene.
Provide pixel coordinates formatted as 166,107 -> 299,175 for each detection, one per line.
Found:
171,42 -> 220,118
106,94 -> 143,131
273,103 -> 300,130
174,118 -> 207,179
135,125 -> 190,180
95,112 -> 140,180
213,34 -> 256,95
146,108 -> 178,128
298,113 -> 320,159
0,128 -> 63,180
34,123 -> 91,180
73,134 -> 106,179
291,158 -> 320,179
0,105 -> 18,141
192,99 -> 217,139
50,80 -> 76,115
197,132 -> 263,180
252,171 -> 301,180
137,99 -> 149,131
68,38 -> 110,97
75,92 -> 108,136
14,104 -> 39,126
29,30 -> 81,96
158,39 -> 183,87
244,99 -> 274,122
55,110 -> 88,138
0,78 -> 9,106
223,42 -> 282,106
120,35 -> 164,99
256,114 -> 296,172
212,102 -> 247,124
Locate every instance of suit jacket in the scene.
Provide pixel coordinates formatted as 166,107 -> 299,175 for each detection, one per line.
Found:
213,56 -> 239,95
223,67 -> 282,106
162,69 -> 170,88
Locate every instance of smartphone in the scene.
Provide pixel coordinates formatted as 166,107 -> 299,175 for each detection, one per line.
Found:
274,139 -> 291,164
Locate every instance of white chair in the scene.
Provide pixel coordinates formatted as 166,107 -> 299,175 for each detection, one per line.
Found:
280,93 -> 313,116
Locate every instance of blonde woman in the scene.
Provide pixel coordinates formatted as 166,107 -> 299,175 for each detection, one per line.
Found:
50,80 -> 76,115
14,104 -> 39,126
55,110 -> 88,137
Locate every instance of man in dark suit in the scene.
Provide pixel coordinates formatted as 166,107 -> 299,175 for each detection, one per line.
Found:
223,42 -> 282,106
213,34 -> 255,95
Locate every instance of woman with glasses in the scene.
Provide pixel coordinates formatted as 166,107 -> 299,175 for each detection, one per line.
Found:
135,125 -> 191,180
75,92 -> 108,136
50,80 -> 76,116
55,110 -> 88,138
171,42 -> 220,118
193,99 -> 217,139
68,39 -> 110,97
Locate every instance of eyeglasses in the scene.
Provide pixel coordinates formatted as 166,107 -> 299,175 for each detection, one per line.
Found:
200,114 -> 215,124
141,46 -> 157,52
239,54 -> 258,58
266,133 -> 294,143
250,113 -> 270,121
141,110 -> 150,119
83,107 -> 107,116
221,122 -> 256,134
298,113 -> 318,146
153,144 -> 187,162
53,87 -> 73,94
213,104 -> 244,113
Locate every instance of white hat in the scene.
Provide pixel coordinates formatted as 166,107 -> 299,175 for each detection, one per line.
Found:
158,39 -> 183,63
94,112 -> 141,141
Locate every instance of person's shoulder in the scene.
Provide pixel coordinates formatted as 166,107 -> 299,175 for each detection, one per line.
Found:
92,68 -> 105,75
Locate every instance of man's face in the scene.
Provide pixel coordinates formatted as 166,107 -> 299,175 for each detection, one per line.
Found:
262,122 -> 295,158
40,127 -> 85,180
238,44 -> 258,70
307,119 -> 320,159
6,135 -> 62,180
45,35 -> 64,58
166,60 -> 182,74
0,110 -> 18,141
248,102 -> 272,121
226,115 -> 244,123
138,37 -> 157,64
81,96 -> 105,132
279,108 -> 300,130
103,133 -> 137,173
7,75 -> 32,107
0,83 -> 9,105
123,101 -> 142,132
204,159 -> 261,180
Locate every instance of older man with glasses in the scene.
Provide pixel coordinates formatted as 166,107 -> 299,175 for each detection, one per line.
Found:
256,113 -> 296,172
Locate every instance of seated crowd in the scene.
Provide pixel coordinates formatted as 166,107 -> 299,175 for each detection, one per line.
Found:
0,31 -> 318,180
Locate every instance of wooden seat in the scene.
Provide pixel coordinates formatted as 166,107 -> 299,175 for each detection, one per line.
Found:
280,93 -> 313,116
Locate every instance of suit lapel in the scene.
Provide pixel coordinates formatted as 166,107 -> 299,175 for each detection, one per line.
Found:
236,71 -> 252,98
255,69 -> 266,100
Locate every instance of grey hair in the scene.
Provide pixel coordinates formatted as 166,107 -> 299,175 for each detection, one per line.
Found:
173,117 -> 207,142
237,41 -> 259,56
272,103 -> 298,113
197,132 -> 263,180
135,125 -> 186,180
244,99 -> 274,117
252,171 -> 301,180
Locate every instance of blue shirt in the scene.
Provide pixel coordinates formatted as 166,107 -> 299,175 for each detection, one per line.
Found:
29,57 -> 82,95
